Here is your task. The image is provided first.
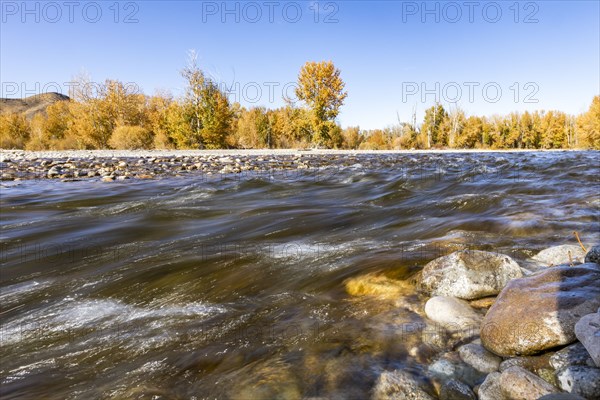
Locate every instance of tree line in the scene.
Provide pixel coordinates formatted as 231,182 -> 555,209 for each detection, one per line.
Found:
1,54 -> 598,150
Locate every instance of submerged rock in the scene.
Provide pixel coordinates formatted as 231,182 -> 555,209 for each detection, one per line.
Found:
420,250 -> 522,300
481,264 -> 600,356
439,379 -> 476,400
532,245 -> 587,266
371,370 -> 436,400
345,274 -> 414,300
575,312 -> 600,367
428,352 -> 487,388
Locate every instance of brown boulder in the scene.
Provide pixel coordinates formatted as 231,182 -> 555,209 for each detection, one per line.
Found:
481,264 -> 600,356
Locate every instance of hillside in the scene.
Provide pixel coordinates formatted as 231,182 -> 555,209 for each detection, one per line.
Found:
0,92 -> 70,119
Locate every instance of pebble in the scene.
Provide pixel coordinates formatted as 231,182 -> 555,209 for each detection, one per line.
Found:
458,343 -> 502,373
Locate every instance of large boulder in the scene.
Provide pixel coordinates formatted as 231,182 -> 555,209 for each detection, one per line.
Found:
532,245 -> 587,266
481,264 -> 600,357
575,312 -> 600,367
420,250 -> 522,300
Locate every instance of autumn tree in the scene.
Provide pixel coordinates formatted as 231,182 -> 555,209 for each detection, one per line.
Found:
236,107 -> 272,148
181,51 -> 233,149
0,113 -> 31,149
146,92 -> 176,149
341,126 -> 362,149
420,104 -> 448,148
577,96 -> 600,149
295,61 -> 348,146
540,111 -> 567,149
455,116 -> 483,148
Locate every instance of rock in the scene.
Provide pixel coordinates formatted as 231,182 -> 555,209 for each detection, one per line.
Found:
47,168 -> 60,177
371,370 -> 436,400
477,372 -> 503,400
556,365 -> 600,399
428,352 -> 487,388
469,297 -> 496,309
420,250 -> 522,300
575,312 -> 600,367
424,296 -> 482,332
499,355 -> 551,372
345,274 -> 414,299
458,343 -> 501,373
584,245 -> 600,264
439,379 -> 476,400
532,245 -> 587,266
538,394 -> 587,400
499,353 -> 557,386
550,342 -> 597,370
499,366 -> 560,399
102,176 -> 115,182
220,165 -> 234,174
481,264 -> 600,356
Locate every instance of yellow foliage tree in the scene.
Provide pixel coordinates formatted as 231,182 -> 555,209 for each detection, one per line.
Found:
295,61 -> 348,146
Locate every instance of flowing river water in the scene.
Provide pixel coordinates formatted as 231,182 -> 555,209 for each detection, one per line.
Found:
1,151 -> 599,399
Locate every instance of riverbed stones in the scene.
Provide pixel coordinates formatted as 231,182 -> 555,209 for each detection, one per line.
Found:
480,264 -> 600,356
478,366 -> 560,400
499,352 -> 557,386
371,370 -> 436,400
575,312 -> 600,367
439,379 -> 476,400
585,245 -> 600,264
550,342 -> 597,370
538,395 -> 587,400
469,297 -> 496,309
424,296 -> 482,332
532,245 -> 587,266
556,365 -> 600,399
458,343 -> 501,373
428,352 -> 487,388
419,250 -> 522,300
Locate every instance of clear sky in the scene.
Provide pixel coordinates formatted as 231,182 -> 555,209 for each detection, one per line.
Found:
1,0 -> 599,129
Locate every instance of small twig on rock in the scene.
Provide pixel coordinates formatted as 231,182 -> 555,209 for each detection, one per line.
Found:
568,251 -> 574,267
573,231 -> 587,252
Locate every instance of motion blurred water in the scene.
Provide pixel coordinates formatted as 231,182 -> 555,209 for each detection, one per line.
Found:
1,152 -> 599,399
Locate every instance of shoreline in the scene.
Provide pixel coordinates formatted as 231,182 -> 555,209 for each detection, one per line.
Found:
0,148 -> 595,182
0,148 -> 591,161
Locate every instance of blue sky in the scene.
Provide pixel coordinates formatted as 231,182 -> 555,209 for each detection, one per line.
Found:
1,0 -> 599,129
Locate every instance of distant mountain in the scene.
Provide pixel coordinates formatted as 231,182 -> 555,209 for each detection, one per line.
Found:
0,92 -> 70,119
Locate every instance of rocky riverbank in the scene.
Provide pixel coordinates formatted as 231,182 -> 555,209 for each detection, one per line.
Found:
348,244 -> 600,400
0,149 -> 585,182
